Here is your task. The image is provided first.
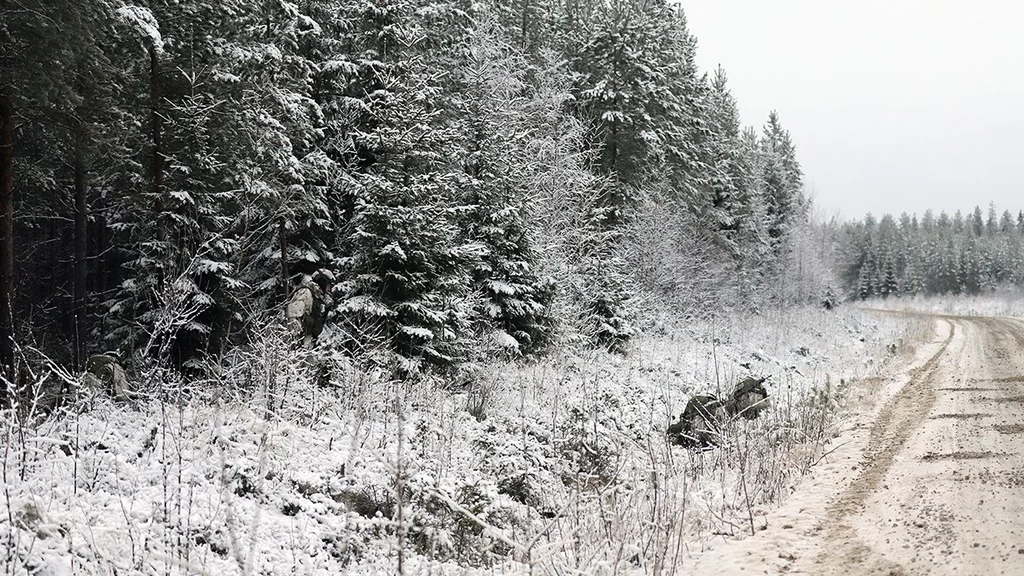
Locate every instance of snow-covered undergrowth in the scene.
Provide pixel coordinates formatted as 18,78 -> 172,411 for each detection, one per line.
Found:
862,286 -> 1024,318
2,306 -> 924,575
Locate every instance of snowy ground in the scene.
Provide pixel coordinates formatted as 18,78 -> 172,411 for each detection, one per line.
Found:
863,287 -> 1024,318
687,302 -> 1024,575
1,305 -> 923,575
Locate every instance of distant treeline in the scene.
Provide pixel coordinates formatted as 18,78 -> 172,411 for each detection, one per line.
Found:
839,206 -> 1024,299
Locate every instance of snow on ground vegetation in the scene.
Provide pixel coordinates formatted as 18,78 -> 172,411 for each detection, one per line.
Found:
2,306 -> 925,575
862,286 -> 1024,318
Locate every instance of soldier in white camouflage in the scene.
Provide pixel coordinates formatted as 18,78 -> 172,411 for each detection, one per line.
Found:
84,354 -> 130,400
286,269 -> 334,348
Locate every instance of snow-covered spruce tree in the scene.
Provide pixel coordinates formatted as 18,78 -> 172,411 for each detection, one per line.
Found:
760,111 -> 806,250
658,6 -> 717,218
985,204 -> 998,236
563,0 -> 680,225
729,125 -> 774,306
704,67 -> 752,257
452,14 -> 555,356
555,0 -> 701,347
220,0 -> 338,309
564,189 -> 633,352
103,4 -> 172,362
935,233 -> 958,294
110,2 -> 253,368
903,244 -> 926,295
331,0 -> 479,371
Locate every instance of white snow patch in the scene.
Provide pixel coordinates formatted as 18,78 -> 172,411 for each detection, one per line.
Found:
116,5 -> 163,52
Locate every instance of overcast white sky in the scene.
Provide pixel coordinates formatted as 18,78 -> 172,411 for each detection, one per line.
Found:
679,0 -> 1024,221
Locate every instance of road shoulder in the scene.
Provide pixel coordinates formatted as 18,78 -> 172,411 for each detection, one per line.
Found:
685,318 -> 952,575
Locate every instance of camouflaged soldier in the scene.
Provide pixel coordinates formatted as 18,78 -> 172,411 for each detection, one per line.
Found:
286,269 -> 333,348
668,394 -> 728,448
725,376 -> 770,420
83,354 -> 130,399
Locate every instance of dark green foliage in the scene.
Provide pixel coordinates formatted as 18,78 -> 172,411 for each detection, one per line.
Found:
1,0 -> 807,390
578,211 -> 633,352
760,112 -> 806,245
564,1 -> 701,224
330,0 -> 478,370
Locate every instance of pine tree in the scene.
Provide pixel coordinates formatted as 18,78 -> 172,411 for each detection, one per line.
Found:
0,0 -> 134,375
971,205 -> 984,237
110,2 -> 244,366
704,67 -> 751,255
226,0 -> 337,307
737,126 -> 771,260
658,6 -> 715,216
489,0 -> 554,56
1000,210 -> 1016,234
986,203 -> 999,236
0,0 -> 22,384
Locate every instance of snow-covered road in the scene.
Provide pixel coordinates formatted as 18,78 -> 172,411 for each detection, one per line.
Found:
690,314 -> 1024,575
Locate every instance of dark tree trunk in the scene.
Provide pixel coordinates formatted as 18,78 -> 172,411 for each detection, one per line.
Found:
96,189 -> 107,296
0,62 -> 14,389
150,43 -> 165,289
520,0 -> 529,47
279,218 -> 289,301
94,188 -> 107,341
73,152 -> 87,370
150,44 -> 163,208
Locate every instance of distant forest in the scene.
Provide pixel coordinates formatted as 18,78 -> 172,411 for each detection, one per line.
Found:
839,206 -> 1024,299
0,0 -> 811,388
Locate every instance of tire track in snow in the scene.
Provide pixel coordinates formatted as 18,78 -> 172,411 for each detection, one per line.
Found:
812,319 -> 957,574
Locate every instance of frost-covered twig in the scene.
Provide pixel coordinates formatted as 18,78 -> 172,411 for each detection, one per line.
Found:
426,487 -> 528,556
